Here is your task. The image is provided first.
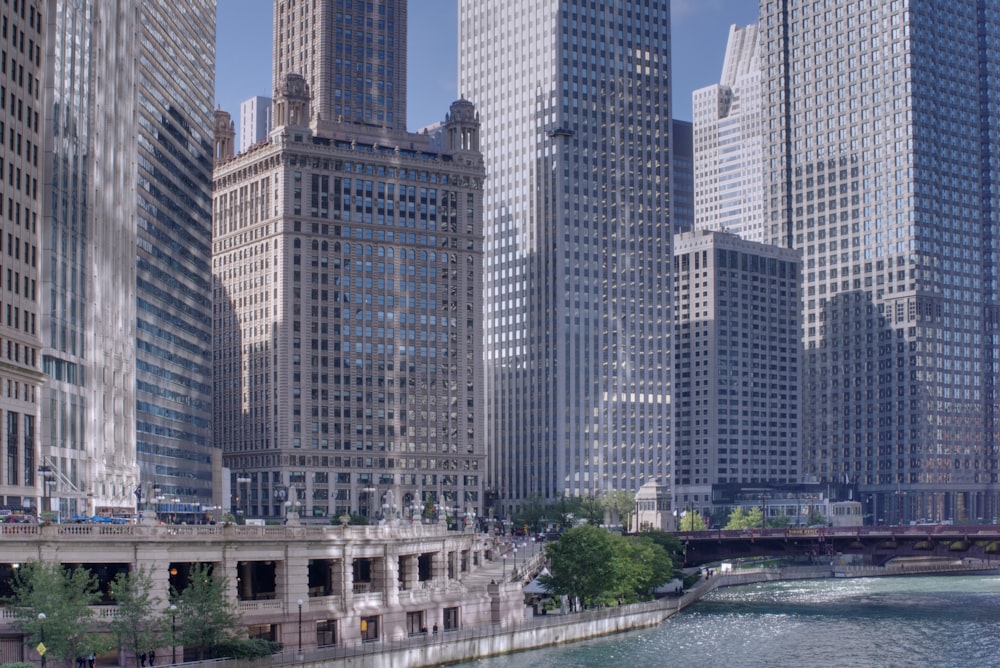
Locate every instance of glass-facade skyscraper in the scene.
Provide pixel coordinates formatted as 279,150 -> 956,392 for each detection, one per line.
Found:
459,1 -> 673,513
762,0 -> 1000,523
40,0 -> 216,516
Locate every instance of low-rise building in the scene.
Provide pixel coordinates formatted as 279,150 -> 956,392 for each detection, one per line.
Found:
0,521 -> 523,662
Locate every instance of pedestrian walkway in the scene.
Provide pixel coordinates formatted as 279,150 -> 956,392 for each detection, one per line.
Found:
462,536 -> 546,587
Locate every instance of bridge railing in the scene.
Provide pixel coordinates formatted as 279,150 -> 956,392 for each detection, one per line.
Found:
676,523 -> 1000,542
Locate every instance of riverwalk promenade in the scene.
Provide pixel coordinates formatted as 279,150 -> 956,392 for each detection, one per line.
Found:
251,558 -> 994,668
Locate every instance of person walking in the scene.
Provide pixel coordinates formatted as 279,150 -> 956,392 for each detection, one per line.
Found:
140,651 -> 147,667
87,652 -> 95,668
148,650 -> 155,667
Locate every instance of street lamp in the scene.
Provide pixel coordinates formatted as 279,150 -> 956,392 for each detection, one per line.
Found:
296,598 -> 304,659
274,483 -> 287,516
169,604 -> 177,664
362,486 -> 376,522
37,612 -> 46,668
37,465 -> 56,522
236,474 -> 251,519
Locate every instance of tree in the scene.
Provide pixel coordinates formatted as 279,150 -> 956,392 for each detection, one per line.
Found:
679,509 -> 708,531
601,490 -> 635,530
805,508 -> 828,526
576,495 -> 605,526
512,496 -> 547,533
626,536 -> 674,598
540,525 -> 673,608
8,561 -> 102,665
172,563 -> 242,660
108,566 -> 162,667
725,506 -> 764,530
637,529 -> 686,570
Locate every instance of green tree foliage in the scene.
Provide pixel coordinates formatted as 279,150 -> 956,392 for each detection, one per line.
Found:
540,525 -> 673,608
626,536 -> 675,598
172,563 -> 242,660
637,529 -> 686,570
725,506 -> 764,530
511,496 -> 547,533
8,561 -> 102,665
679,509 -> 708,531
108,566 -> 162,667
576,496 -> 605,526
601,490 -> 635,529
805,508 -> 828,526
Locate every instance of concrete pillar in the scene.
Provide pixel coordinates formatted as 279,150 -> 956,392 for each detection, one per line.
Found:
403,555 -> 419,591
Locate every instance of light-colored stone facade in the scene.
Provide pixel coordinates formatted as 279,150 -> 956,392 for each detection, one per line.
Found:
213,95 -> 485,522
0,522 -> 516,653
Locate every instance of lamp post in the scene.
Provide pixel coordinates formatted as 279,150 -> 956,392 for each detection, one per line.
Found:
169,604 -> 177,664
362,486 -> 376,522
274,483 -> 287,517
37,465 -> 56,522
236,474 -> 251,520
296,598 -> 303,660
36,612 -> 46,668
761,494 -> 768,531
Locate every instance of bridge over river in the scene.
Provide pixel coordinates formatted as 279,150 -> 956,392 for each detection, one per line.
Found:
675,524 -> 1000,566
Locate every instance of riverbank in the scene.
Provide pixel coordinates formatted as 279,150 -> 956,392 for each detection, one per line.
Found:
193,561 -> 998,668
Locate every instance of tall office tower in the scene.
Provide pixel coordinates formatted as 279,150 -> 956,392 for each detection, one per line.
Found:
692,24 -> 764,242
761,1 -> 1000,524
672,230 -> 801,518
459,2 -> 673,513
40,0 -> 216,517
214,17 -> 485,521
0,0 -> 44,514
240,96 -> 272,153
672,120 -> 694,234
134,1 -> 217,510
273,0 -> 406,132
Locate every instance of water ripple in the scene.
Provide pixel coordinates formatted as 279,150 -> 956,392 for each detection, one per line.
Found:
458,575 -> 1000,668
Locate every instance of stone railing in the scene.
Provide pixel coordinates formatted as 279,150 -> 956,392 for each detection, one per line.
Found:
0,522 -> 456,542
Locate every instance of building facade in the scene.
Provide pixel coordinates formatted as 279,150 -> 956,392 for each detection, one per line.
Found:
459,1 -> 674,513
761,0 -> 1000,523
214,4 -> 485,522
273,0 -> 407,132
692,23 -> 763,242
671,119 -> 694,235
672,230 -> 801,520
0,0 -> 44,512
39,0 -> 216,518
239,96 -> 272,153
0,522 -> 516,660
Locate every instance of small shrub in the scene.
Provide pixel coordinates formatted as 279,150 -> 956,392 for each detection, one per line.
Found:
1,662 -> 38,668
211,638 -> 282,659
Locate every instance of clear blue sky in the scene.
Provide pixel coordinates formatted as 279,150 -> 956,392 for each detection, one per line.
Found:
215,0 -> 760,135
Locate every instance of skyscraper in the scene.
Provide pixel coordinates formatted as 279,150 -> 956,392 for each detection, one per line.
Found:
459,1 -> 673,513
762,0 -> 1000,523
672,229 -> 801,517
40,0 -> 216,516
213,4 -> 486,522
671,119 -> 694,235
692,23 -> 763,242
273,0 -> 407,132
0,0 -> 44,514
240,96 -> 272,153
